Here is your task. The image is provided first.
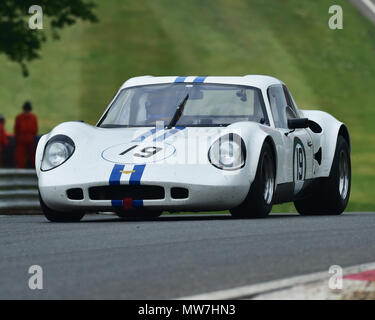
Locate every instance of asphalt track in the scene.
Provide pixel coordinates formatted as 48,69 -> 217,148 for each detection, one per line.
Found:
0,212 -> 375,299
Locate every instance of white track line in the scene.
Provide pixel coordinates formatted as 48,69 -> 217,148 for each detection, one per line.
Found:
361,0 -> 375,15
178,262 -> 375,300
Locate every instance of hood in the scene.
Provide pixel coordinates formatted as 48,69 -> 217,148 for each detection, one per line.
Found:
43,122 -> 244,168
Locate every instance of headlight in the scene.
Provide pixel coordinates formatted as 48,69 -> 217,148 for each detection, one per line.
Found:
41,135 -> 75,171
208,133 -> 246,170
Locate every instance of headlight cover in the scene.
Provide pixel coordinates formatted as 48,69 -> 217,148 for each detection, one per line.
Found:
41,135 -> 75,171
208,133 -> 246,170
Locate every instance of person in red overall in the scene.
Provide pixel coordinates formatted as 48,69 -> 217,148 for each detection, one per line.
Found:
14,102 -> 38,168
0,114 -> 9,167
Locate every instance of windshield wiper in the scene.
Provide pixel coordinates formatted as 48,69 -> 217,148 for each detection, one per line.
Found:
166,93 -> 189,129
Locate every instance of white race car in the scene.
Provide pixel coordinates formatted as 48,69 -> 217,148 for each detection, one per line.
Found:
36,75 -> 351,222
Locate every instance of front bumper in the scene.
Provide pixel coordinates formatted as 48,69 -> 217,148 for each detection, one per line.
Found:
38,163 -> 251,212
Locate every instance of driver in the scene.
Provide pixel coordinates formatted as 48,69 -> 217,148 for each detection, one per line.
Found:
144,94 -> 176,125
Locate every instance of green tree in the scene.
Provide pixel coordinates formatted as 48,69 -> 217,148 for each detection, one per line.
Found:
0,0 -> 98,76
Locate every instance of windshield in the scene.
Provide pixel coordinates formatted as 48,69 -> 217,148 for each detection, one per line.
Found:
98,83 -> 269,127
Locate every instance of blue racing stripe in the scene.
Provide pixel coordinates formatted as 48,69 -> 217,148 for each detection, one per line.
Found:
111,200 -> 123,207
153,127 -> 185,142
193,76 -> 207,83
175,76 -> 187,83
129,164 -> 146,185
109,164 -> 125,185
131,128 -> 157,142
132,200 -> 144,208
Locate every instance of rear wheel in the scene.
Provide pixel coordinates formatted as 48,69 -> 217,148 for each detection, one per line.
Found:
294,135 -> 351,215
39,193 -> 85,222
230,143 -> 275,218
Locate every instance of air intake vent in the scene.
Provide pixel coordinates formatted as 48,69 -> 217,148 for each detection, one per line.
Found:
89,185 -> 165,200
314,148 -> 322,165
171,187 -> 189,199
67,188 -> 84,200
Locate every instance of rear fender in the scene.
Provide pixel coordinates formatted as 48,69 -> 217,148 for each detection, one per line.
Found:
301,110 -> 350,177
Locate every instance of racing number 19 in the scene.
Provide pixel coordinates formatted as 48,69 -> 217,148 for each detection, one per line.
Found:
119,145 -> 162,158
296,147 -> 304,181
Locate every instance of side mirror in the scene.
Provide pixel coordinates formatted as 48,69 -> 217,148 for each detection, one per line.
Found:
287,118 -> 309,129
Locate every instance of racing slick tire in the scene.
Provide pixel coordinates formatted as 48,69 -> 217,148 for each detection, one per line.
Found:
116,210 -> 163,219
294,135 -> 351,215
230,143 -> 275,219
39,192 -> 85,222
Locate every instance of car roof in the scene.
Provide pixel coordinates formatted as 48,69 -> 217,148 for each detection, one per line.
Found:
120,75 -> 283,91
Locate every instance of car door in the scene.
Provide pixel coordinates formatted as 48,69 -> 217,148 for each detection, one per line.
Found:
267,85 -> 313,196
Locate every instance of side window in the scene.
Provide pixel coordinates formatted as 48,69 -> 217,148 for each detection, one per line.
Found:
267,85 -> 288,128
286,106 -> 297,120
283,85 -> 299,120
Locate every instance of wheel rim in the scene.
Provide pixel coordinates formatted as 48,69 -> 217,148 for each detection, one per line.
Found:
338,150 -> 349,200
262,154 -> 275,205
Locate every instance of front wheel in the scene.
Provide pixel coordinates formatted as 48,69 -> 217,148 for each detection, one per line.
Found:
39,193 -> 85,222
294,135 -> 351,215
230,143 -> 275,218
